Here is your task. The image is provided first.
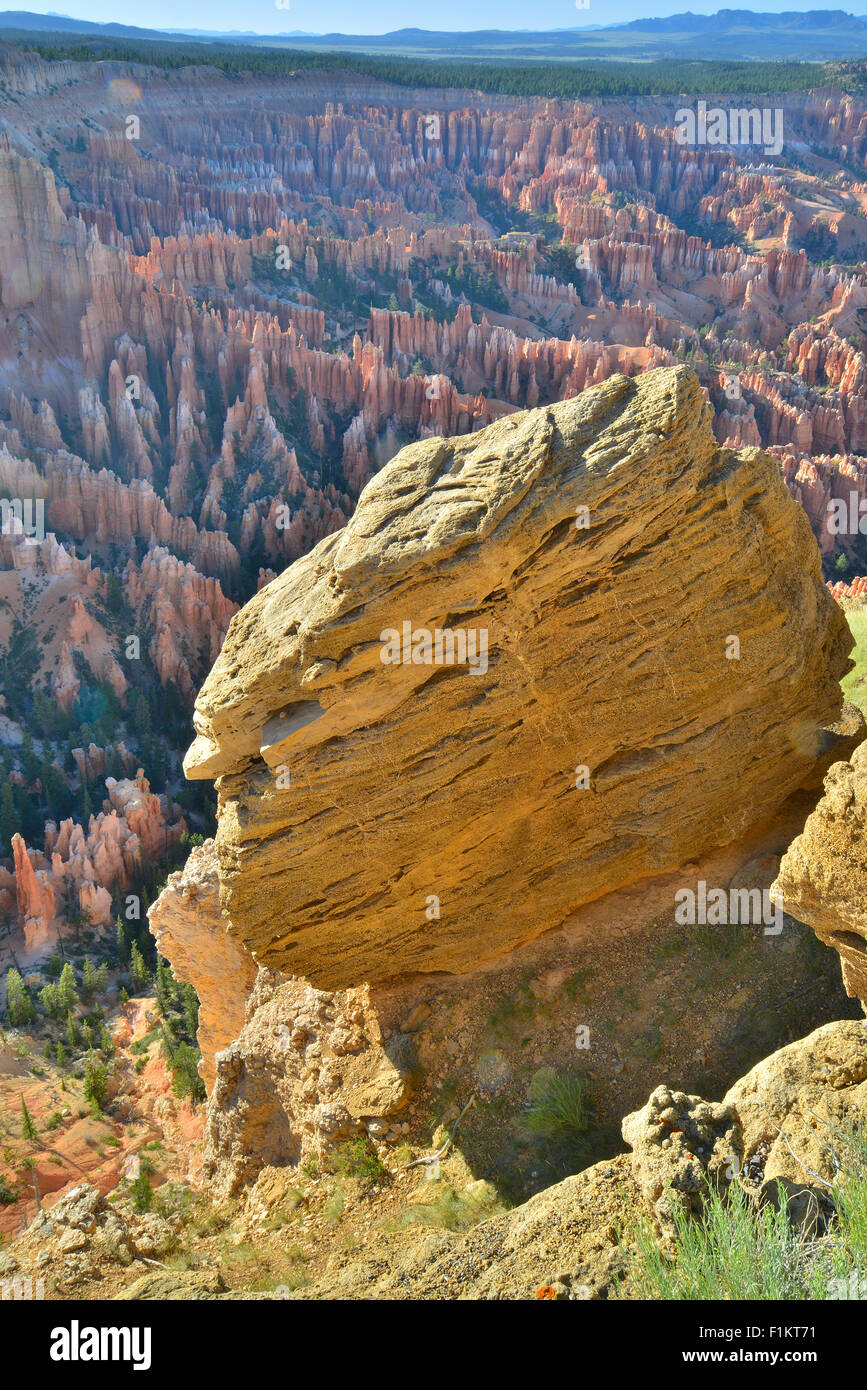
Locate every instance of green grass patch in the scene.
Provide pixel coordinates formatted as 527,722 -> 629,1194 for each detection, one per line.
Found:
332,1136 -> 388,1186
621,1124 -> 867,1300
842,604 -> 867,711
387,1180 -> 506,1233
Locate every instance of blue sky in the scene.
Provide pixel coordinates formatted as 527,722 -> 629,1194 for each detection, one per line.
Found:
28,2 -> 867,36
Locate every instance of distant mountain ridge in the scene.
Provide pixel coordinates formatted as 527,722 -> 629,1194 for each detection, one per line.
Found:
2,8 -> 867,59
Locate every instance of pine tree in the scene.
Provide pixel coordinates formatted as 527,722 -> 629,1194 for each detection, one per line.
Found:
83,1055 -> 108,1114
4,968 -> 32,1026
38,983 -> 62,1020
155,957 -> 173,1015
20,1096 -> 37,1143
116,918 -> 128,962
56,1041 -> 67,1066
181,982 -> 199,1041
0,779 -> 16,854
81,957 -> 105,999
66,1011 -> 80,1050
131,1172 -> 153,1213
129,942 -> 150,993
58,962 -> 78,1012
20,732 -> 38,782
82,956 -> 96,998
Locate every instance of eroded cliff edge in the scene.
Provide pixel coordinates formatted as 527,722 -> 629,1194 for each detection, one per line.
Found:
182,364 -> 853,991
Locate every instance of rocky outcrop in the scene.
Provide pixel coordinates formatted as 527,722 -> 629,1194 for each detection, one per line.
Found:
774,743 -> 867,1007
621,1086 -> 742,1239
724,1018 -> 867,1185
202,968 -> 413,1194
1,1183 -> 180,1295
184,365 -> 852,990
147,840 -> 257,1090
280,1017 -> 867,1300
621,1018 -> 867,1238
10,832 -> 57,953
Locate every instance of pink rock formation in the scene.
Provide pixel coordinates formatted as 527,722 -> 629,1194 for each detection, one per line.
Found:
11,833 -> 57,953
124,548 -> 238,700
148,840 -> 258,1091
5,775 -> 186,956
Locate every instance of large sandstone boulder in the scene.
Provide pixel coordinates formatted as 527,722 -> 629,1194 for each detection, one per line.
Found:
724,1018 -> 867,1184
774,743 -> 867,1006
184,365 -> 852,989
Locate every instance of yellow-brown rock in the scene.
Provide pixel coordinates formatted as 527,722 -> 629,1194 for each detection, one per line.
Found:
774,743 -> 867,1008
147,840 -> 257,1090
184,365 -> 853,989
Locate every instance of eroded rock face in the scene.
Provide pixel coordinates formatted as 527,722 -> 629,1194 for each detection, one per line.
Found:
621,1086 -> 742,1239
147,840 -> 257,1091
774,744 -> 867,1006
184,365 -> 852,989
724,1019 -> 867,1184
203,969 -> 412,1195
620,1020 -> 867,1238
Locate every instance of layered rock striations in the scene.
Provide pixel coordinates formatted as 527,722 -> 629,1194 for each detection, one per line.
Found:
184,365 -> 852,990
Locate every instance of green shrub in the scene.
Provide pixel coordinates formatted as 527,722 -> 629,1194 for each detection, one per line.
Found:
523,1067 -> 591,1142
334,1137 -> 387,1185
131,1173 -> 154,1213
622,1178 -> 823,1300
389,1181 -> 505,1233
